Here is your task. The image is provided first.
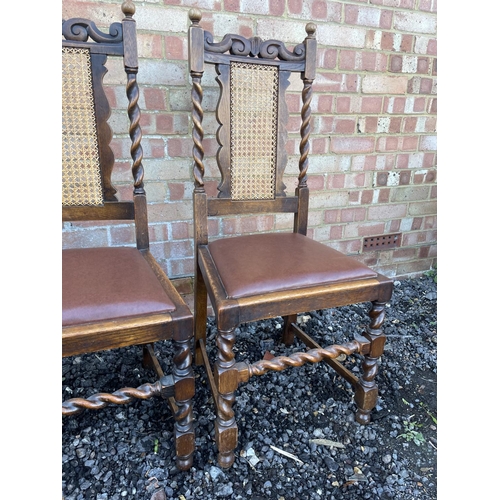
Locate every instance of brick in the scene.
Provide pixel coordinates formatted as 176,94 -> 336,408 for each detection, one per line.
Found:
270,0 -> 286,16
368,203 -> 407,220
408,201 -> 436,216
63,1 -> 123,26
329,225 -> 343,240
335,239 -> 363,255
109,225 -> 136,246
316,24 -> 366,48
257,18 -> 312,43
165,36 -> 186,60
312,0 -> 327,19
288,0 -> 303,15
423,215 -> 437,230
391,186 -> 430,202
361,190 -> 374,204
309,191 -> 349,210
361,97 -> 384,113
137,60 -> 186,86
326,174 -> 345,190
358,116 -> 377,133
345,5 -> 388,28
399,170 -> 411,185
317,94 -> 334,113
313,225 -> 331,241
168,182 -> 186,201
143,88 -> 167,111
340,207 -> 366,222
334,117 -> 357,134
171,221 -> 193,240
419,0 -> 437,13
420,135 -> 437,151
62,228 -> 108,249
322,49 -> 338,69
345,221 -> 382,238
362,75 -> 407,94
134,5 -> 187,33
427,39 -> 437,56
331,136 -> 375,154
425,170 -> 436,183
148,202 -> 193,223
376,172 -> 388,186
307,175 -> 325,190
345,173 -> 366,188
394,11 -> 436,34
137,34 -> 164,59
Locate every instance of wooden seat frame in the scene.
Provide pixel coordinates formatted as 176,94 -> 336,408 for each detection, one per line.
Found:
188,8 -> 393,468
62,0 -> 194,470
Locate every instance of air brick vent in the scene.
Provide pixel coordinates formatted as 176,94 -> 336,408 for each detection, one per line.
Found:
363,233 -> 401,252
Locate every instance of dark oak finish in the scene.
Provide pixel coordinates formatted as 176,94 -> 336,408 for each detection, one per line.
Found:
62,1 -> 194,470
188,8 -> 393,468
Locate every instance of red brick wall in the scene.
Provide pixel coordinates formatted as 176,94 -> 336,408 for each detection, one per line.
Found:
62,0 -> 437,280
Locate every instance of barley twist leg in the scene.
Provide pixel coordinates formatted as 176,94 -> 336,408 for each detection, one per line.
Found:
355,301 -> 387,424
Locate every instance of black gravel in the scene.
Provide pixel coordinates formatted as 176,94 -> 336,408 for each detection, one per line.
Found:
62,274 -> 437,500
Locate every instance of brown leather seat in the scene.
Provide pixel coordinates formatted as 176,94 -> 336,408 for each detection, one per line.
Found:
62,248 -> 176,326
208,233 -> 377,299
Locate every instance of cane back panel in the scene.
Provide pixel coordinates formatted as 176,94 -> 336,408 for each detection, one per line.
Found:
62,16 -> 129,209
189,17 -> 317,202
229,62 -> 279,200
62,47 -> 105,206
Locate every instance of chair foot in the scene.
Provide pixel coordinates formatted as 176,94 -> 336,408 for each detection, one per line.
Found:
354,301 -> 387,424
355,408 -> 371,425
218,450 -> 235,468
176,450 -> 194,471
215,418 -> 238,468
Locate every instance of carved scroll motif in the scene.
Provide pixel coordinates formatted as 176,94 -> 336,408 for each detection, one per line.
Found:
204,32 -> 306,61
62,18 -> 123,43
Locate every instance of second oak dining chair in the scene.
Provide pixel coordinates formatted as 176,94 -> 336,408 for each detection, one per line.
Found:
187,9 -> 394,468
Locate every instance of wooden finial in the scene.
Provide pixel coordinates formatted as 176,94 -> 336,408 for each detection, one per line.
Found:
122,0 -> 135,17
305,23 -> 316,37
189,8 -> 202,25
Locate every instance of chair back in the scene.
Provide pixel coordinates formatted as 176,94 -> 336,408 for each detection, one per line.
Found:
188,9 -> 317,238
62,0 -> 149,249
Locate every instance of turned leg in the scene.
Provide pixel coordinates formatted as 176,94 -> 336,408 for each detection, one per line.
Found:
172,338 -> 195,470
281,314 -> 297,346
355,301 -> 387,425
214,327 -> 238,468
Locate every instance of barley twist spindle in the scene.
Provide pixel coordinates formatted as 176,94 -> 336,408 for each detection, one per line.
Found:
62,381 -> 163,416
191,73 -> 205,191
248,339 -> 365,378
298,79 -> 312,187
126,73 -> 144,193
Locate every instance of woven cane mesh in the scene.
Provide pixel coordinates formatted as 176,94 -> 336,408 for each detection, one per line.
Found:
230,62 -> 278,200
62,47 -> 104,206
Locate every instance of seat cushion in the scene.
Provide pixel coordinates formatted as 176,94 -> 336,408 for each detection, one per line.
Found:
207,233 -> 377,299
62,247 -> 176,327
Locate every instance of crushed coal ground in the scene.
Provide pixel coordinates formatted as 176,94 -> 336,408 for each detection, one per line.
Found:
62,273 -> 437,500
